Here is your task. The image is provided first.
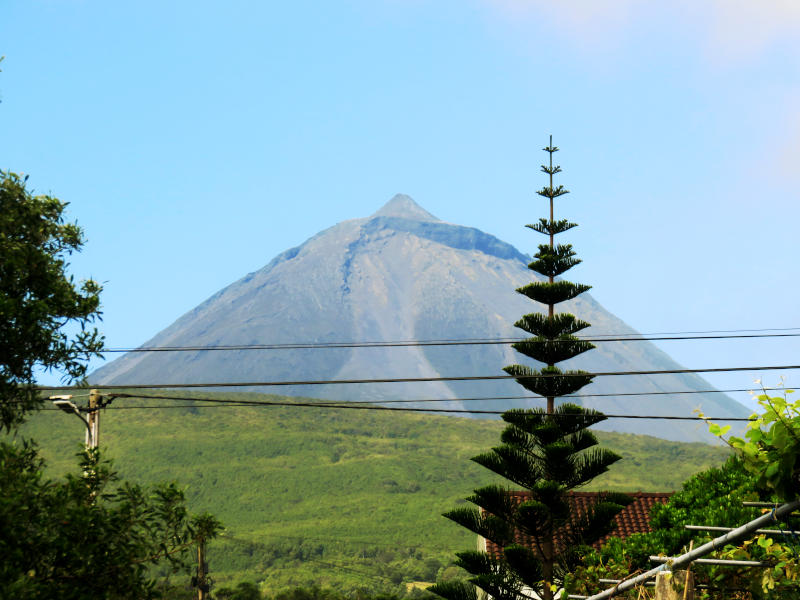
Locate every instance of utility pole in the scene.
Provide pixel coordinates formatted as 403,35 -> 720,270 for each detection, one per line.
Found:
50,388 -> 109,449
86,388 -> 101,448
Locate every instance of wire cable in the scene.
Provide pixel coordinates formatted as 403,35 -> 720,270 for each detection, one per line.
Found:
79,392 -> 758,420
50,404 -> 755,420
143,386 -> 786,406
98,330 -> 800,353
255,385 -> 786,405
36,363 -> 800,391
33,387 -> 790,405
76,385 -> 790,406
27,387 -> 791,404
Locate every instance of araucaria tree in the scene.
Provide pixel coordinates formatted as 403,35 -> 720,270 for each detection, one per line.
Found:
430,138 -> 630,600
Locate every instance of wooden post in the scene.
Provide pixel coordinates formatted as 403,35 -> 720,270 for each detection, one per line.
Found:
654,570 -> 694,600
682,542 -> 694,600
87,389 -> 100,449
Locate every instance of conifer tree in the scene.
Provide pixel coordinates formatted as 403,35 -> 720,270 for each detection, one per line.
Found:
430,138 -> 630,600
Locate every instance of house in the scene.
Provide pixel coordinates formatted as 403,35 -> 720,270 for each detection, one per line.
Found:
481,491 -> 673,555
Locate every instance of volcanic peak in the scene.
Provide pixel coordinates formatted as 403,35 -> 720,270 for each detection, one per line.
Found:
370,194 -> 441,222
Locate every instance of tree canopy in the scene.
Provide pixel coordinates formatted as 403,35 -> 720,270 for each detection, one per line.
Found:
0,170 -> 103,430
0,441 -> 221,599
705,386 -> 800,501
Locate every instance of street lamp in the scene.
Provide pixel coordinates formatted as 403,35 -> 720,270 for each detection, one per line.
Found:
49,391 -> 101,449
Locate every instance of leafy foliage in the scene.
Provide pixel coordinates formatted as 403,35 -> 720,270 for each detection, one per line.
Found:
514,281 -> 591,306
268,585 -> 409,600
705,386 -> 800,500
215,581 -> 264,600
502,365 -> 593,397
0,440 -> 222,599
527,244 -> 582,277
526,219 -> 577,236
712,534 -> 800,599
0,170 -> 103,430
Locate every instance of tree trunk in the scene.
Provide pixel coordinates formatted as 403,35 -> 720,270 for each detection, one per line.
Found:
541,537 -> 554,600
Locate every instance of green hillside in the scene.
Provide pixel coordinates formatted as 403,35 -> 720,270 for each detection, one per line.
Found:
13,391 -> 729,595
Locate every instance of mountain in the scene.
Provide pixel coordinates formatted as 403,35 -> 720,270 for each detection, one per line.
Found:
91,194 -> 750,442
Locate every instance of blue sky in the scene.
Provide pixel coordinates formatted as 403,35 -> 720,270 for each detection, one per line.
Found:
3,1 -> 799,410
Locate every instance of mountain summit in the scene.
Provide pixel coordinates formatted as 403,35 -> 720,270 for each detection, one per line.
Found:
371,194 -> 441,221
92,195 -> 749,442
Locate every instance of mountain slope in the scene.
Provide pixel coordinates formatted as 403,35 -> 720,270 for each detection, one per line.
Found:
20,391 -> 730,592
92,194 -> 750,442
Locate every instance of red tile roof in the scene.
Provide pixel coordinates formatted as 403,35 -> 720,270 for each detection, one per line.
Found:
483,491 -> 672,557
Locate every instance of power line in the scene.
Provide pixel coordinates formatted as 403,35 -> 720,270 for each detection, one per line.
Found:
64,403 -> 757,420
31,387 -> 789,406
276,386 -> 786,404
86,392 -> 757,420
98,330 -> 800,353
592,326 -> 800,335
37,363 -> 800,391
28,387 -> 790,405
57,385 -> 786,407
39,405 -> 753,419
183,386 -> 790,405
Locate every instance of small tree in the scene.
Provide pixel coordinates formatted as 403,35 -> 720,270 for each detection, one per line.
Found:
0,441 -> 222,599
430,138 -> 629,600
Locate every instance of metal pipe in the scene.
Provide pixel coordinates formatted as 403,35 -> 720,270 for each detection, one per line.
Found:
650,556 -> 767,567
597,580 -> 747,592
685,525 -> 800,536
742,501 -> 799,510
584,498 -> 800,600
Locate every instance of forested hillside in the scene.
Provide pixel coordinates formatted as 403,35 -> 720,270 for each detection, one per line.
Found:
16,390 -> 730,594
